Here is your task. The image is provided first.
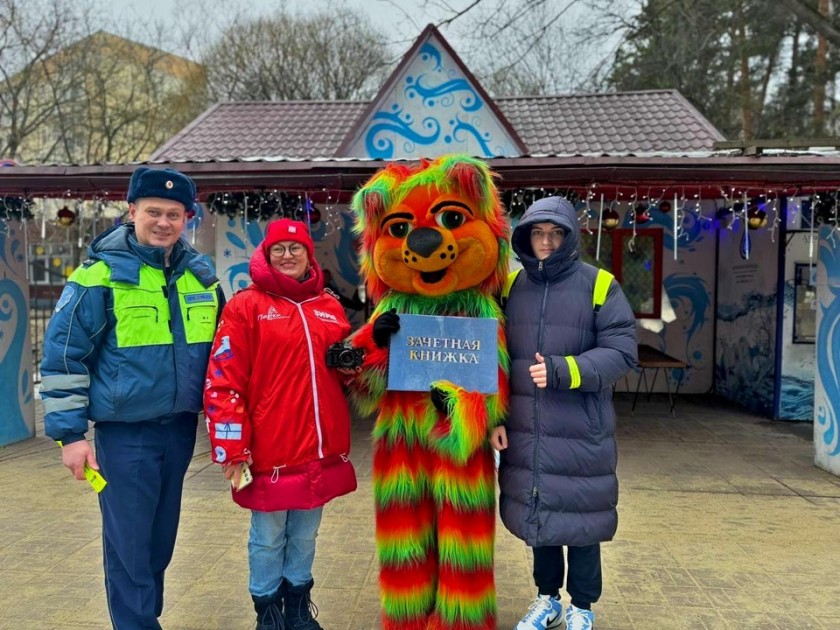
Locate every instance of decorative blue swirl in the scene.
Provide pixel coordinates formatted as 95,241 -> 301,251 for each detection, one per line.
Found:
817,240 -> 840,454
226,231 -> 246,250
419,43 -> 442,71
364,110 -> 441,159
0,278 -> 31,444
663,274 -> 710,356
404,75 -> 482,111
226,261 -> 251,293
449,116 -> 493,156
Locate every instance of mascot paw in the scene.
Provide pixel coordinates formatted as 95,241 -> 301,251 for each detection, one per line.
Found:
372,309 -> 400,348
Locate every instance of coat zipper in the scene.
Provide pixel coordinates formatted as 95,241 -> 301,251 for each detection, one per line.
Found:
291,297 -> 325,459
530,260 -> 550,518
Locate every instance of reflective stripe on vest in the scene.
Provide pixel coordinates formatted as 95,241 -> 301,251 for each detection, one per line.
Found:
70,261 -> 219,347
500,267 -> 615,310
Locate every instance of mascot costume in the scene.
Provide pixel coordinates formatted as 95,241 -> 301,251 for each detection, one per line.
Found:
347,154 -> 509,630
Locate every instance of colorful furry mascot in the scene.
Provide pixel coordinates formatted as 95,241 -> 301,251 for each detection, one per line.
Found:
347,154 -> 510,630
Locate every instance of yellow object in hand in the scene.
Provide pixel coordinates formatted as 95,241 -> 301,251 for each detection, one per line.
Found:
84,464 -> 107,493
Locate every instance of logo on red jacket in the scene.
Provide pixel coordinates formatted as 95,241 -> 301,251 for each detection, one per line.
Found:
258,306 -> 288,321
314,308 -> 340,324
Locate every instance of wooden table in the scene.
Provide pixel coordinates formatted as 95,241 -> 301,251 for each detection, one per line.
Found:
632,344 -> 687,415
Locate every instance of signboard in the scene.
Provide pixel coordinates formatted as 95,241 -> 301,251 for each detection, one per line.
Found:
387,314 -> 498,394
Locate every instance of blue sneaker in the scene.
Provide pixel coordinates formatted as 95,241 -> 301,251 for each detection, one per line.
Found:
564,604 -> 594,630
515,595 -> 563,630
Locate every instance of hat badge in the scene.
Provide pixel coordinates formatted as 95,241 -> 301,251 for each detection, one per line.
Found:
165,180 -> 174,189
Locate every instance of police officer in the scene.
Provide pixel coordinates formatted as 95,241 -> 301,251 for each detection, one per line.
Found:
41,166 -> 225,629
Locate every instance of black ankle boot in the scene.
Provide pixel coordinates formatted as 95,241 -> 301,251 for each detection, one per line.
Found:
252,588 -> 284,630
282,579 -> 322,630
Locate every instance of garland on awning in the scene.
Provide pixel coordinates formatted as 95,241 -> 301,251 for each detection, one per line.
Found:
0,196 -> 34,221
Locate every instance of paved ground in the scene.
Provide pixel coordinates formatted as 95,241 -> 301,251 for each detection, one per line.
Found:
1,394 -> 839,630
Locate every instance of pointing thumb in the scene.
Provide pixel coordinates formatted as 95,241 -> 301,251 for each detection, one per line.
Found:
535,352 -> 545,363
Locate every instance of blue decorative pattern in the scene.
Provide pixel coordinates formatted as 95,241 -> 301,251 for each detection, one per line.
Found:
365,107 -> 441,159
817,237 -> 840,455
405,75 -> 481,111
358,38 -> 519,159
0,221 -> 32,444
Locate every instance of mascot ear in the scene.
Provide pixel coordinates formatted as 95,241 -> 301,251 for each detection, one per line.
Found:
362,190 -> 386,227
449,161 -> 485,204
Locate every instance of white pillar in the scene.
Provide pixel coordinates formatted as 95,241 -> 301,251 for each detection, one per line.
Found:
815,225 -> 840,476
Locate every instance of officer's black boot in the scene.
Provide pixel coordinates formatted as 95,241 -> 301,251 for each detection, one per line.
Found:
282,579 -> 322,630
252,587 -> 284,630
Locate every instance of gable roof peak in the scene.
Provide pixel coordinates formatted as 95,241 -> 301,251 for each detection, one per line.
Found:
335,21 -> 526,159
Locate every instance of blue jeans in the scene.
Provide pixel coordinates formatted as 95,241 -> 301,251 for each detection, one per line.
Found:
248,507 -> 323,598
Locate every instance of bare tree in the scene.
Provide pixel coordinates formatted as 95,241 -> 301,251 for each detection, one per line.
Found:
202,7 -> 391,102
0,0 -> 84,160
51,29 -> 206,163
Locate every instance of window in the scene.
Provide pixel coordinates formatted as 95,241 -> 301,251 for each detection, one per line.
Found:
579,228 -> 663,318
29,243 -> 75,286
793,263 -> 816,343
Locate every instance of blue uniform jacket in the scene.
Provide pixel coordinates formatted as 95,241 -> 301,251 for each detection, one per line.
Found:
40,224 -> 224,445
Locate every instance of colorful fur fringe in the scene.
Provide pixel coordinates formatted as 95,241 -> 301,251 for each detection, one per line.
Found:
348,155 -> 510,630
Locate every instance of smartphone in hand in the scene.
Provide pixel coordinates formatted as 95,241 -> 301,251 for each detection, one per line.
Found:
231,462 -> 253,491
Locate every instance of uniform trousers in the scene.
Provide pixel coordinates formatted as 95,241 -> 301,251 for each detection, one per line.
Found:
95,414 -> 197,629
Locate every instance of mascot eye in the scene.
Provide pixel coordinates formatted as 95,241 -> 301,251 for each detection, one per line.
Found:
436,210 -> 466,230
388,221 -> 412,238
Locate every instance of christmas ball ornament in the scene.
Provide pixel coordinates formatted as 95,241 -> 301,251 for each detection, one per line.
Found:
658,200 -> 672,213
634,203 -> 651,224
57,206 -> 76,226
602,208 -> 620,231
747,207 -> 768,230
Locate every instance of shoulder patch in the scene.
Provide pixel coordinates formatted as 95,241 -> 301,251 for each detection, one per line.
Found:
54,285 -> 76,312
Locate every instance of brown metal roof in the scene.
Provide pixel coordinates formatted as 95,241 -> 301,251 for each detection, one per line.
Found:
497,90 -> 725,154
150,90 -> 724,162
151,101 -> 369,162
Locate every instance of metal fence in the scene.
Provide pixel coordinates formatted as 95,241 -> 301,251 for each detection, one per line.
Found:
29,262 -> 64,384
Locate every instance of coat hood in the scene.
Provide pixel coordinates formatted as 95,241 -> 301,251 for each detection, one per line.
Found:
87,223 -> 217,287
511,197 -> 580,282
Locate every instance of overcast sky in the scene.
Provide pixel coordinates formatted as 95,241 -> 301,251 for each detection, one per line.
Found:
100,0 -> 471,58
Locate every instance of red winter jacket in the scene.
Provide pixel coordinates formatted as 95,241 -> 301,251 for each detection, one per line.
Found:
204,246 -> 356,511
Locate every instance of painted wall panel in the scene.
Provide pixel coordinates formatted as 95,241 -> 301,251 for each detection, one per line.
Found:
714,219 -> 779,416
613,201 -> 716,394
0,219 -> 35,446
815,225 -> 840,475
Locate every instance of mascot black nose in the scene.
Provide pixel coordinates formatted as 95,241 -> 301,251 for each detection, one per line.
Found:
406,227 -> 442,258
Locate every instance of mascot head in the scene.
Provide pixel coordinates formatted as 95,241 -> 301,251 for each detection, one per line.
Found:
351,154 -> 509,302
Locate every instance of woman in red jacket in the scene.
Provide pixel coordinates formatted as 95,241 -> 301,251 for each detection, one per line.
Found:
204,219 -> 357,630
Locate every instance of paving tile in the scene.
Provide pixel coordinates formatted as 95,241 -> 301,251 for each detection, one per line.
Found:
2,397 -> 839,629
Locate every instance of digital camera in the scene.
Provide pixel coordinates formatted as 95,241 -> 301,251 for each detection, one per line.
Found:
326,342 -> 365,369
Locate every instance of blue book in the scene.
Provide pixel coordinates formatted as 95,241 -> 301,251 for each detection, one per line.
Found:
387,314 -> 498,394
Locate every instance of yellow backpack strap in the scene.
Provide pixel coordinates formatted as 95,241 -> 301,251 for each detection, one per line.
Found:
500,268 -> 522,308
592,268 -> 614,311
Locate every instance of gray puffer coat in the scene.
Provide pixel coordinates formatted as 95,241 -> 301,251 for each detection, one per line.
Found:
499,196 -> 637,547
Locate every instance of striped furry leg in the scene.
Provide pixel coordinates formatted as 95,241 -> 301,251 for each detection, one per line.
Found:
428,450 -> 497,630
374,440 -> 436,629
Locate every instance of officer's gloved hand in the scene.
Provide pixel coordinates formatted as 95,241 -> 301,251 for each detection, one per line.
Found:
430,386 -> 450,414
372,309 -> 400,348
